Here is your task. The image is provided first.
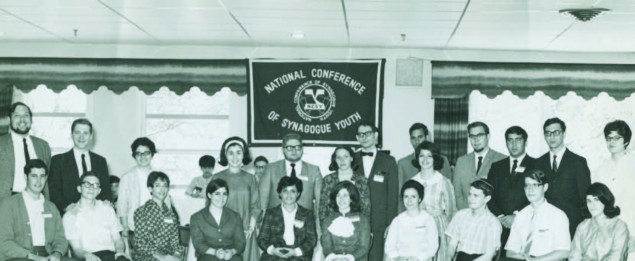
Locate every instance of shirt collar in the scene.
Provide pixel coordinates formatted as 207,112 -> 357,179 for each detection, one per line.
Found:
511,153 -> 526,163
281,204 -> 298,215
22,191 -> 44,204
549,147 -> 566,160
10,130 -> 29,141
474,147 -> 490,158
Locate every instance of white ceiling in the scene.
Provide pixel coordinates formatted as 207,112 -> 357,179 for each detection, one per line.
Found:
0,0 -> 633,52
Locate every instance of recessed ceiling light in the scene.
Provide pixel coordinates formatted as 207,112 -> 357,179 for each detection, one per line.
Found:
291,31 -> 305,39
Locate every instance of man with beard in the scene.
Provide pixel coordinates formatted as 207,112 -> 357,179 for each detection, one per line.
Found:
453,121 -> 506,210
0,102 -> 52,200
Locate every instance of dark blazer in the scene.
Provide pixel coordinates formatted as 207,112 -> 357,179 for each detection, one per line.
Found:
48,149 -> 111,213
487,155 -> 536,217
190,207 -> 246,260
257,205 -> 317,261
0,134 -> 51,199
0,193 -> 68,260
353,150 -> 398,232
536,149 -> 591,237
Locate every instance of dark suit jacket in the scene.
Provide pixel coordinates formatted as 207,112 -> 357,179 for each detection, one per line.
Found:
190,207 -> 246,259
48,149 -> 111,213
487,155 -> 536,217
257,205 -> 317,261
354,150 -> 398,232
0,193 -> 68,260
536,149 -> 591,237
0,134 -> 51,199
259,160 -> 322,212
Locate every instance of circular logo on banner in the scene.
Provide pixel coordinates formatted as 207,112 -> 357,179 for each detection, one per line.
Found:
294,80 -> 336,121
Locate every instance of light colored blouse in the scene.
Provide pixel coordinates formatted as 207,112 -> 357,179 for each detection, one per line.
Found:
385,210 -> 438,261
569,216 -> 630,261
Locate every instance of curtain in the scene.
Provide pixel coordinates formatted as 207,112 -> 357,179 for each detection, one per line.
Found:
433,95 -> 469,166
0,86 -> 12,134
431,61 -> 635,100
0,58 -> 247,96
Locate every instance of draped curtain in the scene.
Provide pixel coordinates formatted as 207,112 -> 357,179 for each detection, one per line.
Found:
433,95 -> 469,166
0,87 -> 12,134
0,57 -> 247,96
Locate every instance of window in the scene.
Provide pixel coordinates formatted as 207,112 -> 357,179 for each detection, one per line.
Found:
144,87 -> 231,186
12,85 -> 87,155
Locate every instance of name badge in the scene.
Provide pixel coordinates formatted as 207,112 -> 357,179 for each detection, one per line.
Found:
297,175 -> 309,181
373,175 -> 384,183
516,166 -> 526,173
348,216 -> 360,222
42,213 -> 53,218
415,225 -> 426,229
294,220 -> 304,228
164,218 -> 175,224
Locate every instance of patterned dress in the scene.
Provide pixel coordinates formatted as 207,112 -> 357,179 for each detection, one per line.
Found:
133,199 -> 182,261
318,171 -> 371,227
212,169 -> 261,261
411,171 -> 456,261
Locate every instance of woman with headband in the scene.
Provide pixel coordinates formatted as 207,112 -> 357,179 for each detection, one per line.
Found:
212,136 -> 261,261
446,179 -> 502,261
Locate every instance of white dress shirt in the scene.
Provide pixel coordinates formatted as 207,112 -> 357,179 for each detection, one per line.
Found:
22,193 -> 46,246
11,131 -> 37,192
73,148 -> 92,176
360,147 -> 377,178
285,160 -> 303,177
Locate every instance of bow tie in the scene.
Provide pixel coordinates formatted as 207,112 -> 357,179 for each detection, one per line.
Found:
360,152 -> 374,157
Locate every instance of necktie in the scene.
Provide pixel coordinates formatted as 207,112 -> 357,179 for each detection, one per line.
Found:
476,156 -> 483,175
290,163 -> 297,178
523,210 -> 536,255
81,154 -> 88,174
360,151 -> 374,157
23,138 -> 30,162
511,159 -> 518,175
552,155 -> 558,173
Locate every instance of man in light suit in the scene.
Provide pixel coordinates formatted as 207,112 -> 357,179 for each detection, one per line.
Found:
353,122 -> 398,261
0,102 -> 51,200
486,126 -> 536,251
48,118 -> 111,214
536,117 -> 590,237
397,123 -> 452,212
453,121 -> 506,210
259,132 -> 322,213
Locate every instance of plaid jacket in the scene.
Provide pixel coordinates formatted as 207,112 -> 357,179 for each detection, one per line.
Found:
257,204 -> 316,261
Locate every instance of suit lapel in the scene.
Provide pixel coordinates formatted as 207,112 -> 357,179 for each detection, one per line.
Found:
468,153 -> 477,175
5,138 -> 15,185
67,150 -> 80,187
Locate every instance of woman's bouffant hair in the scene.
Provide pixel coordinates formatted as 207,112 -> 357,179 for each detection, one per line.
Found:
583,182 -> 620,219
328,181 -> 362,213
411,141 -> 443,171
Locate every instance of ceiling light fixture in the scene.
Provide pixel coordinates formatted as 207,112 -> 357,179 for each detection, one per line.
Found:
291,31 -> 305,39
559,8 -> 609,22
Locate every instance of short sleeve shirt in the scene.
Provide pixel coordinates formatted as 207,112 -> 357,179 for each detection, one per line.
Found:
63,201 -> 122,252
445,208 -> 502,255
505,201 -> 571,256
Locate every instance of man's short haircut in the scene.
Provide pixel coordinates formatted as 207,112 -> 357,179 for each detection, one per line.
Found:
276,176 -> 303,199
79,172 -> 100,184
71,118 -> 93,133
147,171 -> 170,187
524,169 -> 548,185
199,155 -> 216,168
409,123 -> 429,136
401,180 -> 424,201
109,175 -> 120,184
24,159 -> 47,175
505,125 -> 528,141
470,179 -> 494,197
282,132 -> 303,146
130,137 -> 157,158
356,121 -> 379,133
411,141 -> 443,171
604,120 -> 632,148
543,117 -> 566,132
584,182 -> 621,218
328,146 -> 359,171
9,102 -> 32,118
254,156 -> 269,165
467,121 -> 489,134
219,136 -> 252,166
329,181 -> 362,213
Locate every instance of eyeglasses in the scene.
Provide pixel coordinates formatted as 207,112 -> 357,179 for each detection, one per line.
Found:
134,151 -> 152,158
468,133 -> 487,140
544,130 -> 562,137
356,131 -> 375,139
606,135 -> 624,142
81,181 -> 101,189
283,145 -> 303,151
255,165 -> 266,170
523,183 -> 544,190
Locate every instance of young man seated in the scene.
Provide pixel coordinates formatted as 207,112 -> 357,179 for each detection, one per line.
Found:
446,179 -> 502,261
63,172 -> 129,261
504,169 -> 570,260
